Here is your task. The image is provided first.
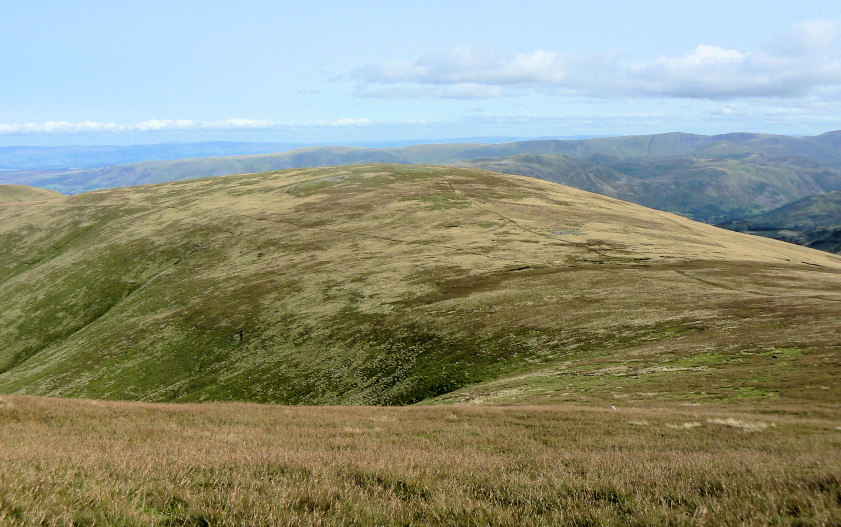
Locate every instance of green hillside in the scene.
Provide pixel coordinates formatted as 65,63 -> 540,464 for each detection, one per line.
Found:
581,154 -> 841,221
2,165 -> 841,406
728,190 -> 841,228
722,190 -> 841,253
7,132 -> 841,251
456,153 -> 841,223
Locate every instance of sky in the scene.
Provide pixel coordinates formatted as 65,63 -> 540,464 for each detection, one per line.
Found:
2,0 -> 841,146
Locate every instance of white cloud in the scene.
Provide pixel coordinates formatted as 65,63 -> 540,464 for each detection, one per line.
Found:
318,118 -> 373,127
766,18 -> 841,55
351,19 -> 841,101
354,48 -> 566,87
357,83 -> 506,99
0,118 -> 371,135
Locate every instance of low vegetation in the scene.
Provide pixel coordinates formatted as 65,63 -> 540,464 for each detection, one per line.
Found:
1,395 -> 840,526
2,165 -> 841,406
0,184 -> 64,203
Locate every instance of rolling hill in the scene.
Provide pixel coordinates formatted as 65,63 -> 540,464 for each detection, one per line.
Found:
0,184 -> 64,203
2,164 -> 841,406
5,132 -> 841,253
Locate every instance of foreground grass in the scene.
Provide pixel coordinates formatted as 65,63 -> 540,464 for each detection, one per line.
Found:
1,396 -> 840,525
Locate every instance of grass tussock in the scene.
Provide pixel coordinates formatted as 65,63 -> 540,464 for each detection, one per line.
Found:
1,395 -> 840,526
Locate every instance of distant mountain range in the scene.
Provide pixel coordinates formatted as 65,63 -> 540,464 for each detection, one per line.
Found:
456,152 -> 841,223
3,130 -> 841,251
0,141 -> 304,171
0,136 -> 565,171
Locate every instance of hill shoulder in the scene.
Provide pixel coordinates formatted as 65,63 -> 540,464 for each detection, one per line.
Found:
0,184 -> 65,203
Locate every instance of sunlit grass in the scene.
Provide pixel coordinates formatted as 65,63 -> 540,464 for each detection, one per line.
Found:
1,395 -> 840,526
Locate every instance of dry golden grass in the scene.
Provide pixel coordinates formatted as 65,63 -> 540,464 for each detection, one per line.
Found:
0,185 -> 64,203
1,395 -> 840,526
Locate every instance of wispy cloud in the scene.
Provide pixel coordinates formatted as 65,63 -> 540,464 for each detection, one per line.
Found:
315,118 -> 373,127
351,19 -> 841,101
0,118 -> 372,135
354,49 -> 566,86
357,83 -> 507,99
0,118 -> 274,134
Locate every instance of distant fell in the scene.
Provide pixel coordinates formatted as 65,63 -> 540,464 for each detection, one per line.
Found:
6,130 -> 841,195
722,190 -> 841,253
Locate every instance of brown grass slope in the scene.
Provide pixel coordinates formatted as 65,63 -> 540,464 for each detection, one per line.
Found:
0,184 -> 64,203
2,395 -> 840,525
1,164 -> 840,406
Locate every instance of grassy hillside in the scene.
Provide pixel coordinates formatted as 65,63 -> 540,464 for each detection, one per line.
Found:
456,153 -> 841,223
2,164 -> 841,406
727,190 -> 841,229
452,154 -> 636,200
0,184 -> 64,203
2,395 -> 840,525
722,190 -> 841,253
7,133 -> 841,256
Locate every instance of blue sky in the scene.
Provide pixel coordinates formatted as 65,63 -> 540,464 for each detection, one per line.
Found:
2,0 -> 841,145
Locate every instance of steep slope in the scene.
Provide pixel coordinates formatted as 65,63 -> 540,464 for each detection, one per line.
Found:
807,130 -> 841,159
722,190 -> 841,253
585,154 -> 841,221
0,184 -> 64,203
1,165 -> 840,405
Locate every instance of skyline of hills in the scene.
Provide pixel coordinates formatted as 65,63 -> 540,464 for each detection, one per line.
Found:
4,130 -> 841,253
